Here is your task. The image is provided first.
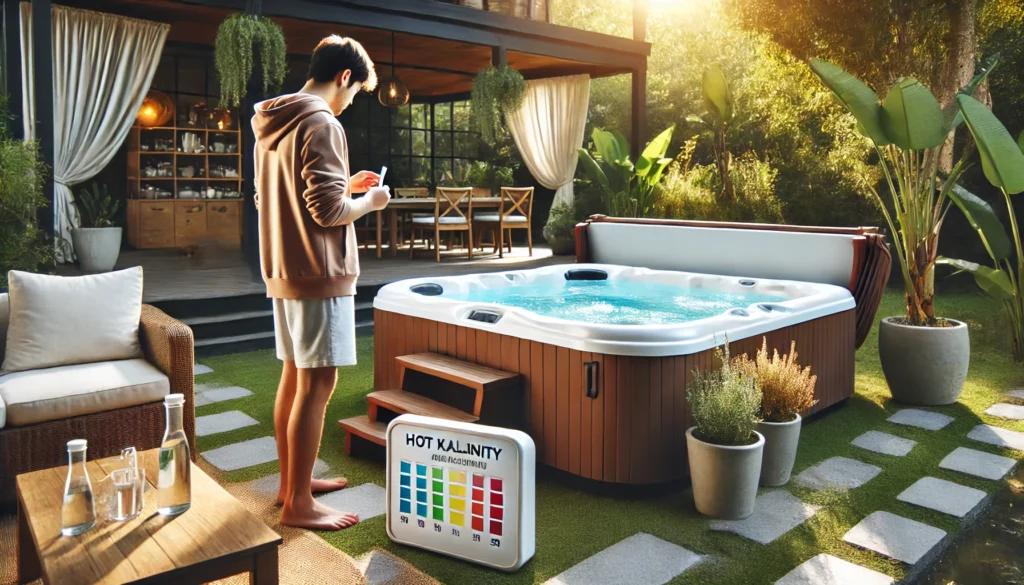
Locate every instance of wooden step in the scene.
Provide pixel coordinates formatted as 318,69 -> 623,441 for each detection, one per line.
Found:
338,415 -> 387,454
367,390 -> 478,424
396,353 -> 519,392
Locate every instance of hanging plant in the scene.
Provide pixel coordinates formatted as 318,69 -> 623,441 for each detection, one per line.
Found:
469,66 -> 527,143
214,13 -> 288,107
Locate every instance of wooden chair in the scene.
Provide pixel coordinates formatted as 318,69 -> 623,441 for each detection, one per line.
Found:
474,186 -> 534,257
394,187 -> 432,249
410,187 -> 473,262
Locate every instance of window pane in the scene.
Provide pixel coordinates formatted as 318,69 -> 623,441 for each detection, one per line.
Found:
434,132 -> 452,157
453,101 -> 471,131
151,57 -> 175,92
371,103 -> 391,127
370,130 -> 388,158
350,153 -> 370,175
434,158 -> 453,185
411,130 -> 430,156
433,103 -> 452,131
371,153 -> 389,172
412,157 -> 431,186
178,57 -> 206,95
393,104 -> 411,128
411,104 -> 427,129
454,132 -> 477,158
391,127 -> 410,155
343,97 -> 370,126
348,126 -> 369,153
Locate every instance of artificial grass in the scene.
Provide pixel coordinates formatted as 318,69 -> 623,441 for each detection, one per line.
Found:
196,290 -> 1024,585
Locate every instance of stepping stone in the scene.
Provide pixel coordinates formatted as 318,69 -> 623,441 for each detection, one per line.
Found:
1007,388 -> 1024,401
710,490 -> 821,544
194,363 -> 213,375
985,403 -> 1024,420
316,482 -> 387,521
202,386 -> 254,403
248,458 -> 330,498
204,436 -> 278,471
897,476 -> 986,518
355,550 -> 436,585
843,511 -> 946,565
196,410 -> 259,437
775,553 -> 894,585
793,457 -> 882,491
939,447 -> 1017,480
968,424 -> 1024,451
851,431 -> 916,457
193,393 -> 213,407
886,409 -> 954,431
543,533 -> 703,585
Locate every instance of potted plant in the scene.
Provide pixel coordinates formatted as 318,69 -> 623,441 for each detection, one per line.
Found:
542,203 -> 577,255
686,342 -> 764,520
214,13 -> 287,107
736,339 -> 817,486
71,182 -> 122,273
810,58 -> 996,405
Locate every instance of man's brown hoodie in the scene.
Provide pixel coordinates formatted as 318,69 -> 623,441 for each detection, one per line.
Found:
252,93 -> 376,299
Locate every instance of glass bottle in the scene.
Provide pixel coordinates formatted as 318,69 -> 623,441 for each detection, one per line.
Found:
157,393 -> 191,516
61,439 -> 96,536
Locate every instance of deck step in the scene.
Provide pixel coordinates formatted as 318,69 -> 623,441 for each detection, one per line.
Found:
338,415 -> 387,452
367,390 -> 478,423
396,352 -> 519,392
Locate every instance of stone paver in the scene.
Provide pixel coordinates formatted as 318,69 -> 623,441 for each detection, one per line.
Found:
543,533 -> 703,585
316,483 -> 387,522
843,511 -> 946,565
897,477 -> 986,518
193,393 -> 213,407
202,386 -> 254,403
886,409 -> 955,431
985,403 -> 1024,420
194,363 -> 213,375
968,424 -> 1024,451
249,458 -> 330,498
939,447 -> 1017,480
203,436 -> 278,471
1007,388 -> 1024,401
196,410 -> 259,437
710,490 -> 821,544
793,457 -> 882,491
775,553 -> 894,585
851,431 -> 917,457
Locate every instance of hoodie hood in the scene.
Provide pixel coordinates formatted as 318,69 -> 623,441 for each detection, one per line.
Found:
252,93 -> 334,151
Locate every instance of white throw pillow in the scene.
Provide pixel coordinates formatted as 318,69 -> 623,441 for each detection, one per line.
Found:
2,267 -> 144,372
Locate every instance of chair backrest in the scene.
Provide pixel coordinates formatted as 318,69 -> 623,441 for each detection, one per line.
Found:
394,187 -> 430,198
436,187 -> 473,222
471,187 -> 491,200
500,187 -> 534,220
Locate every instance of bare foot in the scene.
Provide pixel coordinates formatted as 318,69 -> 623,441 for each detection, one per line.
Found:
280,499 -> 359,531
276,477 -> 348,505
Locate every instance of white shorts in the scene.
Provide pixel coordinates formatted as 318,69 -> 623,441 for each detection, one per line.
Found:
273,296 -> 357,369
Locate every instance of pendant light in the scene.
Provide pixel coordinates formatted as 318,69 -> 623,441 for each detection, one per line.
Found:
378,32 -> 410,108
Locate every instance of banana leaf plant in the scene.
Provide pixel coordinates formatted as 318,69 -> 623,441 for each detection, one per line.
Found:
810,55 -> 998,326
74,181 -> 120,228
937,102 -> 1024,360
687,66 -> 735,203
577,125 -> 675,218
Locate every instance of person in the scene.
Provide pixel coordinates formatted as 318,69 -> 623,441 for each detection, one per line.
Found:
251,35 -> 389,531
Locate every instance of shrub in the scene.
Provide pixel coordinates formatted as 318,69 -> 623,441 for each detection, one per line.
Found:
656,150 -> 783,223
735,338 -> 818,423
688,342 -> 762,445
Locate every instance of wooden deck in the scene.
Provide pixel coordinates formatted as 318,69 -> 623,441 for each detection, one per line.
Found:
57,244 -> 566,302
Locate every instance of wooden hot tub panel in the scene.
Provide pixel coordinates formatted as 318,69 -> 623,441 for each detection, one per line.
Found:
374,308 -> 856,485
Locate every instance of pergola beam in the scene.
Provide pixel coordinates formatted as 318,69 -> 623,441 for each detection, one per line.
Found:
630,0 -> 649,161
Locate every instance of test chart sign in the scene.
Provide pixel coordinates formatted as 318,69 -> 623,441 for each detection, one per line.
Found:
386,414 -> 536,571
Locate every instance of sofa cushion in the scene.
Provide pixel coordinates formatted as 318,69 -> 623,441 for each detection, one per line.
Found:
2,267 -> 143,373
0,292 -> 8,364
0,358 -> 168,427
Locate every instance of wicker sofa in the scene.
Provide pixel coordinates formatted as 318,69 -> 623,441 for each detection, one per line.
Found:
0,299 -> 196,505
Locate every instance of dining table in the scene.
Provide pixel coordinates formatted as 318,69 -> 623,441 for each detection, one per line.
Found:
374,194 -> 504,258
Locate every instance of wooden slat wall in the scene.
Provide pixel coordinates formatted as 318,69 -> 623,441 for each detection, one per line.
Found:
374,309 -> 856,485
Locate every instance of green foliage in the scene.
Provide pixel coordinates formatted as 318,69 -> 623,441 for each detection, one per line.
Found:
74,182 -> 120,229
687,342 -> 762,446
735,339 -> 818,423
541,202 -> 578,245
215,13 -> 287,107
656,149 -> 782,223
469,66 -> 527,144
576,125 -> 674,218
688,67 -> 737,202
0,97 -> 51,290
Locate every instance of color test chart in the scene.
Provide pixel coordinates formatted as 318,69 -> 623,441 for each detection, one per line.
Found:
387,414 -> 536,571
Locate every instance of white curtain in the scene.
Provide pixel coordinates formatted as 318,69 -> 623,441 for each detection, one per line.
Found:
505,74 -> 590,223
21,4 -> 168,262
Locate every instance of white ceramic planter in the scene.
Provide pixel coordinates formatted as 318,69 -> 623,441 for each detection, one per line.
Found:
686,427 -> 764,519
71,227 -> 122,273
756,413 -> 801,487
878,317 -> 970,405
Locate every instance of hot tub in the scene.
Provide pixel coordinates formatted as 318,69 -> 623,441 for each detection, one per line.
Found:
373,263 -> 859,485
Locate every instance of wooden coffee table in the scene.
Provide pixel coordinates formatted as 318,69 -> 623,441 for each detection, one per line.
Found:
16,448 -> 282,584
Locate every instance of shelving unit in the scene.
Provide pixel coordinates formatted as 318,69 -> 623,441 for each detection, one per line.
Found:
126,124 -> 244,249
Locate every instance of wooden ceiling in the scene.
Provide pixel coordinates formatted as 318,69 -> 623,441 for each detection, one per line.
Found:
65,0 -> 629,97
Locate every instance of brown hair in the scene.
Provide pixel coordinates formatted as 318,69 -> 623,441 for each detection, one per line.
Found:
308,35 -> 378,92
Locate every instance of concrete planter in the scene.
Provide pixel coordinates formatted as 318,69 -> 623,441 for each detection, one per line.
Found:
71,227 -> 122,273
686,427 -> 764,519
878,317 -> 969,406
757,413 -> 801,487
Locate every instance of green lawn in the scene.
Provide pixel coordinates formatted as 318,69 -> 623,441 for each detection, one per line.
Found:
196,289 -> 1024,584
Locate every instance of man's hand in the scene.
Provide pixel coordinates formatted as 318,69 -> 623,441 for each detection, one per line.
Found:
350,170 -> 381,193
365,186 -> 391,210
